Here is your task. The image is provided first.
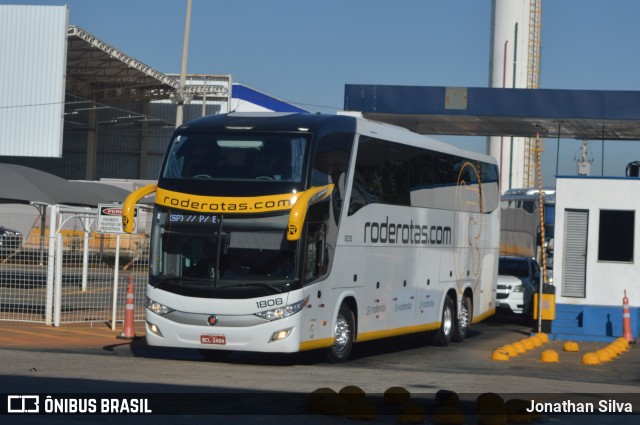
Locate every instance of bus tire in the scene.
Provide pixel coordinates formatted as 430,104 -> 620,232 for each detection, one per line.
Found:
327,303 -> 355,363
451,295 -> 472,342
432,295 -> 454,347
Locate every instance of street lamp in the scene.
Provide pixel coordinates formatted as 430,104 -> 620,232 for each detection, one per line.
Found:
175,0 -> 192,127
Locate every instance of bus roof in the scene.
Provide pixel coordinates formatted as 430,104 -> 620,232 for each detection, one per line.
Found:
176,112 -> 497,166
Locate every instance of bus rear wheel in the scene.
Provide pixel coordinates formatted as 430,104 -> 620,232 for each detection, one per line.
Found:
452,295 -> 472,342
327,303 -> 354,363
432,295 -> 454,347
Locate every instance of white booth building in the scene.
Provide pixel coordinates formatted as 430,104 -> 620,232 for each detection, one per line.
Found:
552,176 -> 639,341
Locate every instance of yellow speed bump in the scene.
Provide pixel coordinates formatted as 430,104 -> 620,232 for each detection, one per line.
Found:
307,388 -> 347,415
595,349 -> 612,363
529,336 -> 543,347
435,389 -> 460,407
616,337 -> 630,350
512,341 -> 527,354
501,344 -> 518,357
476,392 -> 505,411
607,343 -> 622,356
520,338 -> 535,350
339,385 -> 366,402
612,340 -> 628,352
582,352 -> 601,365
563,341 -> 579,352
604,346 -> 618,359
535,332 -> 549,343
492,349 -> 510,361
384,386 -> 411,405
540,349 -> 559,362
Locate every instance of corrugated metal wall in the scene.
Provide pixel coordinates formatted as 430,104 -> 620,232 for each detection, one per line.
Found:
0,102 -> 221,181
0,5 -> 68,157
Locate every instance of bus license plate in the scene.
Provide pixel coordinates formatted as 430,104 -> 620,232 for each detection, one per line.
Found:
201,335 -> 226,345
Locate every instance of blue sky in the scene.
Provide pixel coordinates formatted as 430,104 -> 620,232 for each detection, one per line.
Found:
7,0 -> 640,186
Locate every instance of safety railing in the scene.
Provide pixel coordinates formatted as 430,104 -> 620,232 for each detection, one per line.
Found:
0,204 -> 150,327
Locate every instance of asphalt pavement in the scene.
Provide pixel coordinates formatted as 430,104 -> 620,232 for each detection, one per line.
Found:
0,319 -> 639,425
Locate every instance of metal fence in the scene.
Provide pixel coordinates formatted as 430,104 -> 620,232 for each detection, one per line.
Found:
0,203 -> 151,327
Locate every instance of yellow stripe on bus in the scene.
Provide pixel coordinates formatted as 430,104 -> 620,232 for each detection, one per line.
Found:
299,338 -> 334,351
156,187 -> 298,214
356,322 -> 441,342
471,308 -> 495,324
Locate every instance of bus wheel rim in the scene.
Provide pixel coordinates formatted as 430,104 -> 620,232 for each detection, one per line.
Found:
443,306 -> 452,335
334,314 -> 351,353
459,302 -> 469,332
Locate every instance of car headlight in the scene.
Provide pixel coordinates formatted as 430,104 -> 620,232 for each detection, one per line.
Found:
146,297 -> 174,315
512,285 -> 525,293
255,297 -> 309,321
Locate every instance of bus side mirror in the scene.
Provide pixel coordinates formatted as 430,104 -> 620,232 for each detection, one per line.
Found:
287,184 -> 334,241
122,183 -> 157,233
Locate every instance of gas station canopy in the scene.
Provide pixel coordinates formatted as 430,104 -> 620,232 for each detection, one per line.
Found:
344,84 -> 640,141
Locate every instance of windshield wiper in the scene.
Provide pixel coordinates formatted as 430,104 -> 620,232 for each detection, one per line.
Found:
154,275 -> 180,289
226,282 -> 284,294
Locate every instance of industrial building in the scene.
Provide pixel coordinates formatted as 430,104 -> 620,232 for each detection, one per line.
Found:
0,5 -> 307,182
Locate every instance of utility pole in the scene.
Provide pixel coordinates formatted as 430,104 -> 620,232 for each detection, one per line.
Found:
175,0 -> 192,128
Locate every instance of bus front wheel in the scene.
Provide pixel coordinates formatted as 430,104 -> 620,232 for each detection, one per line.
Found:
327,303 -> 355,363
432,295 -> 454,347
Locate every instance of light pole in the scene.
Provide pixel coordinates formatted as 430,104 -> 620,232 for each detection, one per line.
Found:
175,0 -> 192,127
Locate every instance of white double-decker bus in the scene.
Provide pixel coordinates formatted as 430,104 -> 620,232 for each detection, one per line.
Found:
123,112 -> 500,362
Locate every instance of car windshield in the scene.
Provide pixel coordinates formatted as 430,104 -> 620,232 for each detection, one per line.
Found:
498,259 -> 529,277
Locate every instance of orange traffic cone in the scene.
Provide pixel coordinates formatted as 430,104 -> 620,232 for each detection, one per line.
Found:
118,276 -> 136,340
622,290 -> 635,344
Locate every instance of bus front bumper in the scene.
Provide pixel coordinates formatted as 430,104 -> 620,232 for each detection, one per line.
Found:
145,310 -> 302,353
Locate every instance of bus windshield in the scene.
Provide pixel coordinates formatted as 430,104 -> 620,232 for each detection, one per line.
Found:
149,211 -> 299,298
162,133 -> 308,182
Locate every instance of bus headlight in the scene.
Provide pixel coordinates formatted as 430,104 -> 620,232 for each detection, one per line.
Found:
146,297 -> 174,315
512,285 -> 525,293
255,297 -> 309,321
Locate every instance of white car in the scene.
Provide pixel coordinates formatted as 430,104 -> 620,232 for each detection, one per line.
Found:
496,256 -> 540,315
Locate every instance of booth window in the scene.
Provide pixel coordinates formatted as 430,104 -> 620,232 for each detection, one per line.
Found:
598,210 -> 634,262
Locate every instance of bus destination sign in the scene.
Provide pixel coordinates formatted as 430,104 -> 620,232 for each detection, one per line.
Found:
168,213 -> 218,225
